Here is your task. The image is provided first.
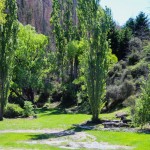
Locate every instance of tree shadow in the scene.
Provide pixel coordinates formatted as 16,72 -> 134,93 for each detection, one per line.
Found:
29,123 -> 94,141
35,108 -> 68,116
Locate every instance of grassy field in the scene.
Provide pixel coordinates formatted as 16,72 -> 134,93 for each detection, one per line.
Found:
0,107 -> 149,150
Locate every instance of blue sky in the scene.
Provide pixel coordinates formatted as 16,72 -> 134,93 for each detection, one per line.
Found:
101,0 -> 150,26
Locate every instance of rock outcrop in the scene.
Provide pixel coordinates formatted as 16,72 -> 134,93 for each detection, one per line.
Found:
17,0 -> 52,35
17,0 -> 77,36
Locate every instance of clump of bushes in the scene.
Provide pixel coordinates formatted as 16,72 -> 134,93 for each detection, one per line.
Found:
127,52 -> 140,65
106,80 -> 135,110
129,37 -> 142,52
23,101 -> 34,117
133,76 -> 150,128
130,61 -> 148,78
4,103 -> 23,118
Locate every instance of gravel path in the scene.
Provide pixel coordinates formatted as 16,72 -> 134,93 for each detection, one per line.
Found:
0,129 -> 133,150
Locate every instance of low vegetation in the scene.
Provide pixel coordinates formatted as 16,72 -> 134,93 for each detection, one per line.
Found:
0,0 -> 150,149
0,107 -> 149,150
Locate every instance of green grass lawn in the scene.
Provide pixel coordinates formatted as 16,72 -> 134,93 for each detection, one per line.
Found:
0,108 -> 149,150
88,130 -> 150,150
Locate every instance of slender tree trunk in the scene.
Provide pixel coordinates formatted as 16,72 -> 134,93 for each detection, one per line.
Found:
29,88 -> 34,104
70,59 -> 74,81
0,103 -> 4,121
73,56 -> 78,79
22,87 -> 34,104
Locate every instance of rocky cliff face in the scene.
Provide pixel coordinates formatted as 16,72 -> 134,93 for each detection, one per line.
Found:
17,0 -> 52,35
17,0 -> 77,36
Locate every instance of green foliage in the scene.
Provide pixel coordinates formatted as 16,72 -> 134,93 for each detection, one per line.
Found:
4,103 -> 23,118
107,80 -> 135,104
127,52 -> 140,65
129,37 -> 142,52
78,0 -> 111,121
14,24 -> 48,88
0,0 -> 6,24
125,12 -> 150,40
23,101 -> 34,117
143,42 -> 150,60
12,23 -> 49,102
107,11 -> 132,60
118,27 -> 132,59
129,60 -> 148,78
133,75 -> 150,128
51,0 -> 81,105
51,0 -> 77,82
0,0 -> 18,120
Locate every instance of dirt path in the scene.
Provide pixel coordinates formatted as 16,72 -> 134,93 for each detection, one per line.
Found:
0,129 -> 133,150
0,129 -> 62,134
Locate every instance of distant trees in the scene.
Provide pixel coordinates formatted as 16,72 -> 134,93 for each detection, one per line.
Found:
0,0 -> 18,121
51,0 -> 80,105
125,12 -> 150,40
107,14 -> 132,60
108,12 -> 149,60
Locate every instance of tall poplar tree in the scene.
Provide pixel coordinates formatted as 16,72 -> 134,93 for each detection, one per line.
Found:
0,0 -> 18,121
51,0 -> 80,105
78,0 -> 110,122
0,0 -> 6,24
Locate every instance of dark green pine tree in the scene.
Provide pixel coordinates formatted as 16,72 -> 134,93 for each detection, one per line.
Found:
126,12 -> 150,40
125,18 -> 135,33
107,17 -> 120,59
135,12 -> 150,40
0,0 -> 18,121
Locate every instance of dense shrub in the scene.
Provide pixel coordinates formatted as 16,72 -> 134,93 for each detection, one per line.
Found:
106,80 -> 135,109
121,69 -> 132,82
23,101 -> 34,117
4,103 -> 23,118
113,63 -> 122,72
43,102 -> 51,109
50,81 -> 63,102
129,37 -> 142,52
133,76 -> 150,128
38,92 -> 49,104
8,90 -> 24,107
119,60 -> 127,69
123,95 -> 136,107
130,62 -> 148,78
127,52 -> 140,65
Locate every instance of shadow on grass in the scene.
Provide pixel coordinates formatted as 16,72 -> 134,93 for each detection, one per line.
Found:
27,122 -> 150,143
29,125 -> 93,141
35,108 -> 68,116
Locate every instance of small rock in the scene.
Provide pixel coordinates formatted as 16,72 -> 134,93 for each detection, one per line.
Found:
115,112 -> 128,118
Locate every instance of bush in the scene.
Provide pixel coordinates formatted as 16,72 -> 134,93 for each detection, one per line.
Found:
23,101 -> 34,117
8,92 -> 24,108
106,80 -> 135,110
119,60 -> 127,69
4,103 -> 23,118
129,37 -> 142,52
133,76 -> 150,128
123,95 -> 136,107
130,61 -> 148,78
127,52 -> 140,65
43,102 -> 51,109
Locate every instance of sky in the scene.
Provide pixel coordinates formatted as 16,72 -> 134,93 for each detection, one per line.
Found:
100,0 -> 150,26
